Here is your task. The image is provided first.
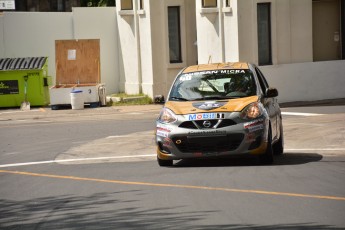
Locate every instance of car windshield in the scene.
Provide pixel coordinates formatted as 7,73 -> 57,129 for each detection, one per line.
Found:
169,69 -> 257,101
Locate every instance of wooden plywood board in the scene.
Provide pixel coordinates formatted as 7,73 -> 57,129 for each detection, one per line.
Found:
55,39 -> 100,84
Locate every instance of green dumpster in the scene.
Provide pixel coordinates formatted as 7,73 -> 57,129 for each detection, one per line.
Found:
0,57 -> 51,108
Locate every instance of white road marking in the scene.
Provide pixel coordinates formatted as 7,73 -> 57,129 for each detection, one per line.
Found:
286,148 -> 345,151
1,148 -> 344,168
106,135 -> 130,138
0,154 -> 156,168
282,112 -> 323,116
106,134 -> 153,139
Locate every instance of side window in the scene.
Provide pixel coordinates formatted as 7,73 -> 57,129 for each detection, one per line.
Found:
255,67 -> 268,93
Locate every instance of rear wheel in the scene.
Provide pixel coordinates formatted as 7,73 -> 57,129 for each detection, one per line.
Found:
259,128 -> 274,165
157,157 -> 173,167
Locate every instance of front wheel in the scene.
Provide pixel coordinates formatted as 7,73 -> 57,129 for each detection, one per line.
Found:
273,122 -> 284,155
259,128 -> 274,165
157,157 -> 173,167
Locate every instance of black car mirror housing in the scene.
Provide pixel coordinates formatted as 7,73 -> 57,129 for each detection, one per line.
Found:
265,88 -> 278,98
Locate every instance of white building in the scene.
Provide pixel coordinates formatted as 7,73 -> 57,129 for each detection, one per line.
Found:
0,0 -> 344,103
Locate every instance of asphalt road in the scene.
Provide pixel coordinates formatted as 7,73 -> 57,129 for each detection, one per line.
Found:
0,104 -> 344,229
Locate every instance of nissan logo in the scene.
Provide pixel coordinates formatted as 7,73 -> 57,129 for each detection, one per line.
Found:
203,120 -> 212,128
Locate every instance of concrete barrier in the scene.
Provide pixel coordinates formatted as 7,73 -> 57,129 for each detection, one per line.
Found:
260,60 -> 345,103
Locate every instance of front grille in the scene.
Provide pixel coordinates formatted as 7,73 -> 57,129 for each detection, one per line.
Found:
217,119 -> 237,128
179,119 -> 237,129
179,121 -> 197,129
172,134 -> 244,153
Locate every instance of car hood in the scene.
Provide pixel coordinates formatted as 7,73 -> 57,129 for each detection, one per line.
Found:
165,96 -> 259,115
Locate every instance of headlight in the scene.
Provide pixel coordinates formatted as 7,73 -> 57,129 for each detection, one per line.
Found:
158,108 -> 177,123
240,102 -> 262,119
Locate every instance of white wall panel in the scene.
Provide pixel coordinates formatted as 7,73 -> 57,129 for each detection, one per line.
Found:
73,7 -> 120,94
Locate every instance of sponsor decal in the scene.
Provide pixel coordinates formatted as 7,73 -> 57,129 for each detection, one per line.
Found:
156,130 -> 169,137
184,70 -> 246,77
0,80 -> 19,95
192,101 -> 227,110
179,75 -> 192,81
156,125 -> 171,138
187,113 -> 225,121
188,130 -> 226,136
163,138 -> 173,149
245,133 -> 256,143
244,119 -> 264,132
156,124 -> 172,133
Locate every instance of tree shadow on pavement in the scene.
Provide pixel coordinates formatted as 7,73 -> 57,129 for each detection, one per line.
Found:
0,190 -> 342,230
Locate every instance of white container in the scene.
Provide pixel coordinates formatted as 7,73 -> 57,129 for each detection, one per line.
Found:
49,84 -> 105,109
70,90 -> 84,110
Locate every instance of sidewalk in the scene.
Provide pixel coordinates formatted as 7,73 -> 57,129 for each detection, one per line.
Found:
0,104 -> 163,122
279,98 -> 345,108
1,98 -> 344,122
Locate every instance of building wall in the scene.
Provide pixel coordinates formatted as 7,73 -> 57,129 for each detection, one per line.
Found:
195,0 -> 313,65
116,0 -> 197,97
139,0 -> 155,97
224,0 -> 240,62
116,2 -> 140,94
1,11 -> 74,80
236,0 -> 313,65
1,1 -> 343,103
0,14 -> 4,56
162,0 -> 197,96
73,7 -> 120,93
0,8 -> 119,94
261,60 -> 345,103
196,0 -> 223,64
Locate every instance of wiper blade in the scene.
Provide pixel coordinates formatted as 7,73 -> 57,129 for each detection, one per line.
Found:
170,97 -> 189,101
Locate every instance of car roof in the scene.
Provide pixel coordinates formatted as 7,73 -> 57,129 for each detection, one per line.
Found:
182,62 -> 250,74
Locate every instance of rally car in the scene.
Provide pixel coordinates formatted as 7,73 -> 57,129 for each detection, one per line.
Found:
155,62 -> 283,166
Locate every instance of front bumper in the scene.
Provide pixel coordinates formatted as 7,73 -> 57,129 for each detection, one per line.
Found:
156,113 -> 269,160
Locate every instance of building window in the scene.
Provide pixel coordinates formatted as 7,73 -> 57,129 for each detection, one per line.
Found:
57,0 -> 65,11
121,0 -> 133,10
168,6 -> 182,63
225,0 -> 230,7
257,3 -> 272,65
139,0 -> 143,10
202,0 -> 217,8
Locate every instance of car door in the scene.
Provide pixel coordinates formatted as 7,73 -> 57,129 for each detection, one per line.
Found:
254,67 -> 278,140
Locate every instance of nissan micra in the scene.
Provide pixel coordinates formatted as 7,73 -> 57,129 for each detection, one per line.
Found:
155,62 -> 283,166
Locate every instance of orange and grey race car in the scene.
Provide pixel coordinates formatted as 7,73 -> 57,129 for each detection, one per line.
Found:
155,62 -> 283,166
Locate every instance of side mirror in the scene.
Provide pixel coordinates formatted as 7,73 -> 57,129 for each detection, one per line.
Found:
265,88 -> 278,98
154,95 -> 165,104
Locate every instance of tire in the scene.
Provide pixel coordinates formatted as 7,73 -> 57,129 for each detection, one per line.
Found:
89,102 -> 100,108
51,105 -> 59,110
259,128 -> 274,165
157,157 -> 173,167
273,122 -> 284,155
